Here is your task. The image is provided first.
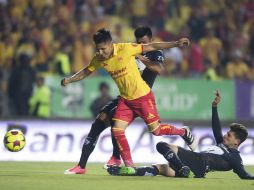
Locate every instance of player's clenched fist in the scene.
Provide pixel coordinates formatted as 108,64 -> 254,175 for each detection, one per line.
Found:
212,90 -> 221,107
177,38 -> 190,47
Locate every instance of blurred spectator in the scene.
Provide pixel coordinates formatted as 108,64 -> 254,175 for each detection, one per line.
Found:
90,82 -> 113,118
187,8 -> 207,41
54,43 -> 71,75
127,0 -> 148,28
163,47 -> 184,77
167,0 -> 181,18
72,35 -> 94,73
149,0 -> 167,29
0,35 -> 15,70
15,28 -> 37,66
29,75 -> 51,118
226,50 -> 249,80
112,24 -> 135,43
77,0 -> 104,23
199,28 -> 223,67
247,59 -> 254,81
243,0 -> 254,21
187,39 -> 204,78
0,68 -> 10,117
203,60 -> 221,81
100,0 -> 117,15
249,24 -> 254,58
8,54 -> 36,116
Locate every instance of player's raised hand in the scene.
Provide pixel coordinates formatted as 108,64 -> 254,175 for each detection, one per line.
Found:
177,38 -> 190,47
212,90 -> 221,107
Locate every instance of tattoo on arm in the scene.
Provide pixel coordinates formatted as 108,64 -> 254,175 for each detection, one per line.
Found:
68,68 -> 91,83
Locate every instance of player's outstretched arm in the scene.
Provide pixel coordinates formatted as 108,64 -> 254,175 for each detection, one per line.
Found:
61,68 -> 92,86
142,38 -> 190,53
232,157 -> 254,179
211,90 -> 223,144
235,167 -> 254,180
212,90 -> 221,107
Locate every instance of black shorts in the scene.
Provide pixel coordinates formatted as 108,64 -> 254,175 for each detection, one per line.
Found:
100,97 -> 119,125
177,147 -> 207,178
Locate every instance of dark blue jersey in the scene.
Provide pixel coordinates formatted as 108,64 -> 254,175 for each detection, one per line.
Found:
177,107 -> 254,179
200,107 -> 254,179
141,50 -> 164,88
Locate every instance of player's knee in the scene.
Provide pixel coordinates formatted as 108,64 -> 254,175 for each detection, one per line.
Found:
111,127 -> 117,133
149,123 -> 161,136
111,127 -> 122,137
97,112 -> 108,122
150,127 -> 160,136
92,117 -> 107,129
156,142 -> 171,155
156,141 -> 169,154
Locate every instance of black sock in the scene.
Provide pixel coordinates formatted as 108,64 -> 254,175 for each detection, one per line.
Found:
156,142 -> 184,171
78,119 -> 107,168
111,128 -> 121,159
136,166 -> 159,176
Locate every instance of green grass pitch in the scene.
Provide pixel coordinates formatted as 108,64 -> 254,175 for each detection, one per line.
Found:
0,162 -> 254,190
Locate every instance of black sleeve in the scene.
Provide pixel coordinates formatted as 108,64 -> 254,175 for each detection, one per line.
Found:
212,106 -> 224,144
231,155 -> 254,180
153,50 -> 164,63
145,50 -> 164,64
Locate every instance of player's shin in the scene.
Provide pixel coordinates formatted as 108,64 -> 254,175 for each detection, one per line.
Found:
111,129 -> 121,159
156,142 -> 184,170
112,127 -> 134,167
78,119 -> 107,168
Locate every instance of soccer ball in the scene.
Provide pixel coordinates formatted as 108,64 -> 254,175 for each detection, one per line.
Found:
3,130 -> 26,152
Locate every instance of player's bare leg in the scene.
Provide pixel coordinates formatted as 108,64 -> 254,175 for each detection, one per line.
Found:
156,142 -> 192,177
148,121 -> 197,151
152,164 -> 175,177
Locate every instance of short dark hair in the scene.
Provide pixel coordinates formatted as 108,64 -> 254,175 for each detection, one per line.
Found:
93,28 -> 112,44
230,123 -> 248,144
134,26 -> 152,39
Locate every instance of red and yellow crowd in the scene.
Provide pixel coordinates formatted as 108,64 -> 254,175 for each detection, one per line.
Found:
0,0 -> 254,117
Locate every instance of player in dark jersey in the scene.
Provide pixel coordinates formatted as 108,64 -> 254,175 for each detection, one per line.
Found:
64,26 -> 195,174
107,90 -> 254,179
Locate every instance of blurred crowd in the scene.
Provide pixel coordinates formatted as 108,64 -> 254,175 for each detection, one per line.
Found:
0,0 -> 254,117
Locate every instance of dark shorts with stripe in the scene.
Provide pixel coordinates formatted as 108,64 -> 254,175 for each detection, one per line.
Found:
177,147 -> 208,178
